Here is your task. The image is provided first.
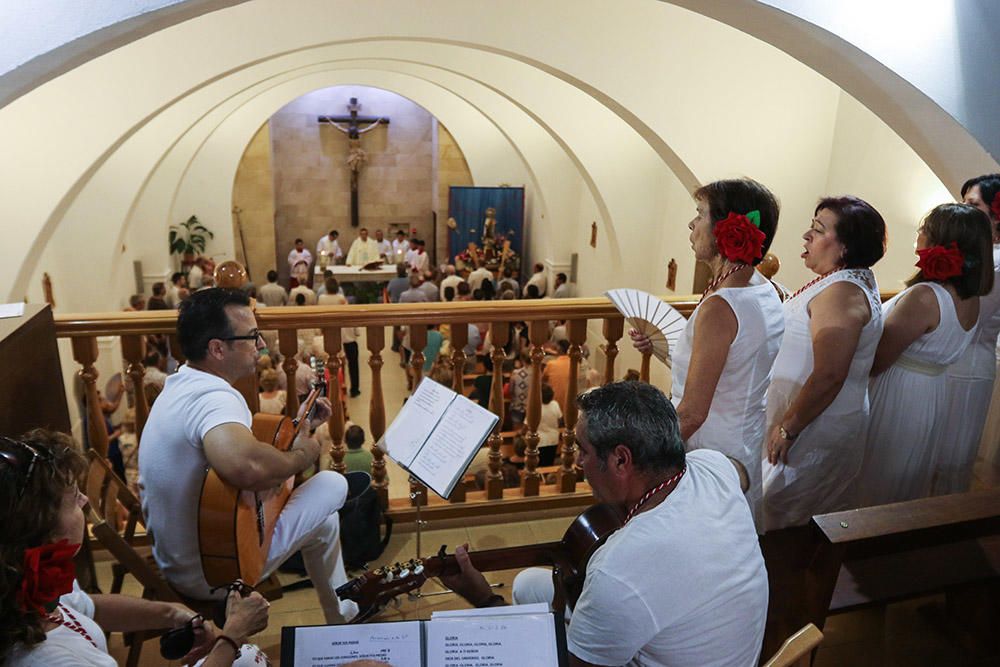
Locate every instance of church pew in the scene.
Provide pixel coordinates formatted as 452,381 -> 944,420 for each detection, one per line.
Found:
760,488 -> 1000,661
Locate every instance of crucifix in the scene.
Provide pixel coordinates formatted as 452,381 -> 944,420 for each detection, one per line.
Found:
318,97 -> 390,227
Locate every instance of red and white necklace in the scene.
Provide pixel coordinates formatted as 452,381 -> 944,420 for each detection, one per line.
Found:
49,605 -> 98,649
700,263 -> 747,304
788,269 -> 840,301
625,465 -> 687,524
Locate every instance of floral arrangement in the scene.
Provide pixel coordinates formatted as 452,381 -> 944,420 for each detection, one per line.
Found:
713,211 -> 766,265
455,233 -> 521,273
916,241 -> 965,280
17,539 -> 78,614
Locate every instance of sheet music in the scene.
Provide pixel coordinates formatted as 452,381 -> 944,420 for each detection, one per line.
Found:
432,603 -> 551,619
407,393 -> 498,497
0,302 -> 25,319
292,621 -> 422,667
378,379 -> 454,467
424,613 -> 559,667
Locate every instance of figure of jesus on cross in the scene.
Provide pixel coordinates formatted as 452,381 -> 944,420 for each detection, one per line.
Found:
318,97 -> 390,227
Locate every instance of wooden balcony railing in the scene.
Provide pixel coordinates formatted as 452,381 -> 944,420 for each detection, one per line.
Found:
54,296 -> 700,522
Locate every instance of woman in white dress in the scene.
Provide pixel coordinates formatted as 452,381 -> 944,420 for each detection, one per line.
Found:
936,174 -> 1000,493
762,196 -> 886,531
858,204 -> 993,504
632,178 -> 784,526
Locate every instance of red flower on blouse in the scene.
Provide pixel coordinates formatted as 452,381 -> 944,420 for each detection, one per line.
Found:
916,242 -> 964,281
713,212 -> 766,265
17,539 -> 79,614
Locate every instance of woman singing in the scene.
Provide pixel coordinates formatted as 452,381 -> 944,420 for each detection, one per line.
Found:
761,196 -> 886,531
633,178 -> 784,526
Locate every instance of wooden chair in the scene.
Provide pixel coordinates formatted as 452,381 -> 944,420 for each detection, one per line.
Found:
762,623 -> 823,667
84,451 -> 283,666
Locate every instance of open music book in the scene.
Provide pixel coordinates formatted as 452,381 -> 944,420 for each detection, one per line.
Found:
377,379 -> 499,499
281,607 -> 566,667
605,288 -> 686,363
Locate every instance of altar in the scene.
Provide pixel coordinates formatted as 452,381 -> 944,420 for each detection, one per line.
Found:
315,264 -> 397,283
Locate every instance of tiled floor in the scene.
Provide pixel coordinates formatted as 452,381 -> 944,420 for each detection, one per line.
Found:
102,327 -> 1000,665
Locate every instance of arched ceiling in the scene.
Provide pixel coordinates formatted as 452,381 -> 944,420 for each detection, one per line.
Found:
0,0 -> 990,306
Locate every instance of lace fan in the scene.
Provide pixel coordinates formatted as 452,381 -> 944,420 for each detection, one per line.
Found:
605,288 -> 686,363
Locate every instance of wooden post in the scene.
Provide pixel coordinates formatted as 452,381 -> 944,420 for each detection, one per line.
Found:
486,322 -> 510,499
71,337 -> 109,457
521,320 -> 547,496
602,317 -> 624,385
407,325 -> 428,507
322,327 -> 346,474
279,329 -> 300,418
366,326 -> 389,507
558,319 -> 587,492
120,335 -> 149,440
447,322 -> 469,503
640,351 -> 652,383
167,335 -> 187,365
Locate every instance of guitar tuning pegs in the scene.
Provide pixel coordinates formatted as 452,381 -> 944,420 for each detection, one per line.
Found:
413,563 -> 424,576
437,544 -> 447,558
398,564 -> 411,579
382,570 -> 394,583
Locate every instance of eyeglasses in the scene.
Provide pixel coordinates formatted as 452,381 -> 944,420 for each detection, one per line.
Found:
218,329 -> 263,343
0,436 -> 53,500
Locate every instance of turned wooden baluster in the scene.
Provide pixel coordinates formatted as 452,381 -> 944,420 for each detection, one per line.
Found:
486,322 -> 510,499
450,323 -> 468,394
602,317 -> 624,385
558,319 -> 588,492
278,329 -> 300,418
322,327 -> 346,474
366,326 -> 389,508
640,350 -> 652,383
120,335 -> 149,440
71,336 -> 109,458
521,320 -> 548,496
167,335 -> 187,366
447,323 -> 469,502
407,324 -> 429,507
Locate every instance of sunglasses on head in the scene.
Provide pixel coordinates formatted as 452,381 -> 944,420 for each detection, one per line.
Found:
0,436 -> 54,500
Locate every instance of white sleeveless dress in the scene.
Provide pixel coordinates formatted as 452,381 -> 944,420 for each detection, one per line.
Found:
935,245 -> 1000,493
761,269 -> 882,531
671,270 -> 784,528
857,282 -> 978,505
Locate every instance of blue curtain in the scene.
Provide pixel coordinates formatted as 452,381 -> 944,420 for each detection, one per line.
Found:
447,186 -> 524,261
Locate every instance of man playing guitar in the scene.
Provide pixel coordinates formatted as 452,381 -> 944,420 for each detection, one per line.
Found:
138,288 -> 357,623
439,382 -> 768,667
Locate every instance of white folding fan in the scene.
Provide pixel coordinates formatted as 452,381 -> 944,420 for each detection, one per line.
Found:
605,288 -> 686,363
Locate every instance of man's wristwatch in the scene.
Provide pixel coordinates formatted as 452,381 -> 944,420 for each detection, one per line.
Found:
779,425 -> 798,441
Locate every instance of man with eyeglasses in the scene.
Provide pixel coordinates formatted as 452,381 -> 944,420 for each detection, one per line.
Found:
138,288 -> 358,624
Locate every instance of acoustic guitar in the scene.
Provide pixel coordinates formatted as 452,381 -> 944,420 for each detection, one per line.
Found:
198,359 -> 326,587
336,503 -> 623,623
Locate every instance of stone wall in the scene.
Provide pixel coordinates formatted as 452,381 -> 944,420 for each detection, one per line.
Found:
269,86 -> 434,283
434,120 -> 474,265
231,123 -> 276,284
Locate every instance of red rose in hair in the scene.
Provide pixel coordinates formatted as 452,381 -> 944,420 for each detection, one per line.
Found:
17,539 -> 79,614
991,192 -> 1000,222
916,242 -> 964,281
713,212 -> 766,265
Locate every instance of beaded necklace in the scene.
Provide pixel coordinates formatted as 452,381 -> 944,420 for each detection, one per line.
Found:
49,604 -> 98,649
787,269 -> 840,302
700,263 -> 747,304
624,465 -> 687,524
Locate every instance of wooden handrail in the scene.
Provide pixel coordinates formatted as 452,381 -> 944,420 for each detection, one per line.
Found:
53,295 -> 702,336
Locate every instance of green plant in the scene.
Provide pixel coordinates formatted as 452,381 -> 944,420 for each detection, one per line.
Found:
169,215 -> 214,256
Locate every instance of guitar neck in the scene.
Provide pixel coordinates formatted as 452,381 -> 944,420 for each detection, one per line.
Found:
438,541 -> 563,577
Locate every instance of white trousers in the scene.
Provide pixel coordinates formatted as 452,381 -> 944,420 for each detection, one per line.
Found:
261,470 -> 358,623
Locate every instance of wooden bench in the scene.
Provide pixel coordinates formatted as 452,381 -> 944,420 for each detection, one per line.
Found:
761,488 -> 1000,660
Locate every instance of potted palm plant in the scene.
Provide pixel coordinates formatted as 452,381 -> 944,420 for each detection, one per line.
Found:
169,215 -> 213,265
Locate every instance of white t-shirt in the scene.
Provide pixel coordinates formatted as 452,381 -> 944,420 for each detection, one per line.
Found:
138,364 -> 253,598
568,449 -> 768,667
537,400 -> 562,448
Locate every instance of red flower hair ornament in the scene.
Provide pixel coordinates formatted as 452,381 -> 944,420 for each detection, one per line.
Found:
991,192 -> 1000,222
713,210 -> 766,265
17,539 -> 79,615
916,242 -> 965,281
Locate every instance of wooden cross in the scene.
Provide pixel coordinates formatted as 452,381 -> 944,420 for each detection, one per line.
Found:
318,97 -> 390,227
